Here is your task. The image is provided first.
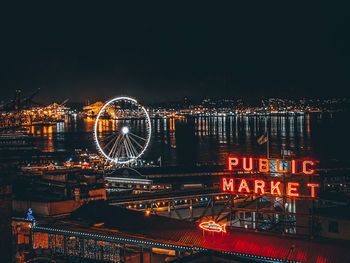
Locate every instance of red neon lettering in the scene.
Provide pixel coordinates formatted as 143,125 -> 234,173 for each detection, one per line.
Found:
242,157 -> 253,171
222,178 -> 234,192
226,156 -> 318,176
291,159 -> 297,174
270,181 -> 282,196
254,180 -> 265,195
302,160 -> 316,175
287,182 -> 300,197
220,177 -> 317,198
228,157 -> 239,170
276,159 -> 288,173
259,158 -> 269,173
238,179 -> 250,193
307,183 -> 320,198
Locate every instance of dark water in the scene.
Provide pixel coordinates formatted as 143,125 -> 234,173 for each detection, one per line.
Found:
26,113 -> 350,168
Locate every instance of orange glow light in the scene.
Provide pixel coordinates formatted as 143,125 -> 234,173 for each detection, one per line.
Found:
238,179 -> 250,193
254,180 -> 265,195
302,160 -> 316,175
242,157 -> 253,171
220,178 -> 316,198
270,181 -> 282,196
222,178 -> 234,192
258,158 -> 269,173
228,156 -> 239,171
287,182 -> 300,197
307,183 -> 320,198
226,156 -> 318,175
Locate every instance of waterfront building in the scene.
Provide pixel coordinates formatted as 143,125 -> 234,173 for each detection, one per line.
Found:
13,201 -> 350,263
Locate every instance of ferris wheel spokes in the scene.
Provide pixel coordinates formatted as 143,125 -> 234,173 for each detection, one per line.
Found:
127,134 -> 145,150
123,137 -> 136,159
108,133 -> 123,159
125,134 -> 139,157
101,132 -> 121,149
94,96 -> 151,164
129,131 -> 148,141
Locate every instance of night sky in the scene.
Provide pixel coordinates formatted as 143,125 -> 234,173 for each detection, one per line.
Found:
1,2 -> 349,104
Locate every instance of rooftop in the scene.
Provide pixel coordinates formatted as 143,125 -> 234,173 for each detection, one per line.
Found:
34,201 -> 350,263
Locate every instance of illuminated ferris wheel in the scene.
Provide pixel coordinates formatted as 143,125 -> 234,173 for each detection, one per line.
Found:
94,97 -> 151,164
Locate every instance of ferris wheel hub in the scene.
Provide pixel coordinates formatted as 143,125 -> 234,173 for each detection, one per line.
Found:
122,126 -> 129,135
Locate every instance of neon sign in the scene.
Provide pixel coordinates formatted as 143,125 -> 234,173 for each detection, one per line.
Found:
199,221 -> 227,233
221,178 -> 320,198
227,156 -> 318,175
223,156 -> 320,198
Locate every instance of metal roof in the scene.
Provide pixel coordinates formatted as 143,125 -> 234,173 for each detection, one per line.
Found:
32,201 -> 350,263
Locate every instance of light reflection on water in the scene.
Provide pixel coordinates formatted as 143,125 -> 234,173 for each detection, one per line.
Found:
24,113 -> 349,167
